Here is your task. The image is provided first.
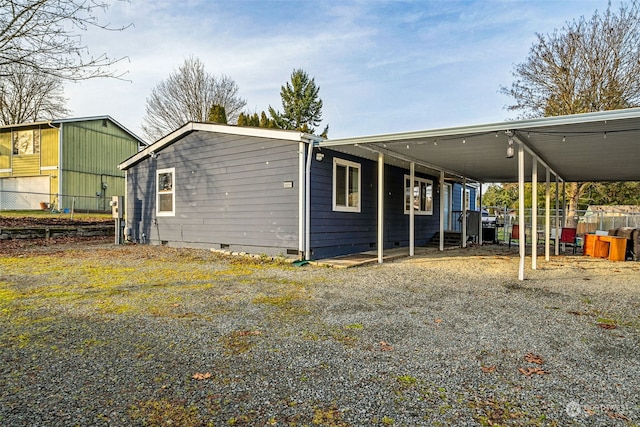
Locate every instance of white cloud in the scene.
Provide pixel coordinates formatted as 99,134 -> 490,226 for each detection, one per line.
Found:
63,0 -> 611,140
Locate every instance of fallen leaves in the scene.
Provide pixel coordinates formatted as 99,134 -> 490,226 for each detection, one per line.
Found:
192,372 -> 211,380
524,353 -> 544,365
481,366 -> 496,373
434,318 -> 443,324
518,367 -> 547,376
379,341 -> 393,351
519,353 -> 548,376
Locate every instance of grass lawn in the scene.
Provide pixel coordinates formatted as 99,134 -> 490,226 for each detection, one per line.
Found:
0,210 -> 111,222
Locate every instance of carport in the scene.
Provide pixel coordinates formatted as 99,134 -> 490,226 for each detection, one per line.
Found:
318,108 -> 640,280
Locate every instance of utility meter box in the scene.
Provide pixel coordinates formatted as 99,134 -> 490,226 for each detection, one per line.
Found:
110,196 -> 124,219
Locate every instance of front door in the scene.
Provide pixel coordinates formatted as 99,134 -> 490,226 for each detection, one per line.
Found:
443,183 -> 452,230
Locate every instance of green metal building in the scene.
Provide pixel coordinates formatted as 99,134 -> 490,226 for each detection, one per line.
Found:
0,116 -> 145,212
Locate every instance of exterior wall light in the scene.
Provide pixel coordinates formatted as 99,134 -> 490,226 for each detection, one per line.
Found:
506,138 -> 515,158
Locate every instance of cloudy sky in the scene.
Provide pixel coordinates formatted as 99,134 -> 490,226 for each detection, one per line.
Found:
64,0 -> 615,141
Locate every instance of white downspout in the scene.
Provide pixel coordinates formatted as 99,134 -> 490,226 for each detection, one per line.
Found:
304,141 -> 314,260
58,123 -> 63,208
298,142 -> 305,256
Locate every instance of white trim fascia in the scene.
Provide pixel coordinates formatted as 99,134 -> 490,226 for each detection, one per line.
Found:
52,116 -> 145,145
0,168 -> 11,173
40,166 -> 58,171
0,116 -> 146,146
319,107 -> 640,147
119,122 -> 320,170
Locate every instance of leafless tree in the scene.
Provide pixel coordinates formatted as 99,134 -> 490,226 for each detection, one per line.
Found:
0,63 -> 70,125
0,0 -> 130,81
142,56 -> 247,141
501,1 -> 640,226
501,1 -> 640,118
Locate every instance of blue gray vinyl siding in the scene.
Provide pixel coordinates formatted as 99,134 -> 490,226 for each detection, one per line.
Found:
452,183 -> 477,212
125,131 -> 300,255
309,149 -> 440,259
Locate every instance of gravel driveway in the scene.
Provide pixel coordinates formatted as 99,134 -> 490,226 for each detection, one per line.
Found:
1,243 -> 638,426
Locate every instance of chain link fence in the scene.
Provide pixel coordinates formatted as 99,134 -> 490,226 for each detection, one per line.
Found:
0,190 -> 113,213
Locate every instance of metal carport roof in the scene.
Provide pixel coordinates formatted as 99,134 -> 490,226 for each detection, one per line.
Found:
318,108 -> 640,183
317,108 -> 640,281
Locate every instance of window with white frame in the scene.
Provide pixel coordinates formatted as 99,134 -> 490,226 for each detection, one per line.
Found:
404,175 -> 433,215
333,158 -> 360,212
157,168 -> 175,216
12,129 -> 41,155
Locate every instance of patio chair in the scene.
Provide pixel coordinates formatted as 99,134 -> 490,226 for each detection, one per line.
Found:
508,224 -> 526,248
560,227 -> 578,254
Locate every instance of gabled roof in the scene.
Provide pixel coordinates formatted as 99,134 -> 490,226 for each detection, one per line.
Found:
320,108 -> 640,183
0,115 -> 146,147
119,122 -> 321,170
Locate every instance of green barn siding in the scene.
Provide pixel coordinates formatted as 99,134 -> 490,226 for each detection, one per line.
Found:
58,119 -> 138,211
60,170 -> 126,211
0,118 -> 139,211
62,121 -> 138,176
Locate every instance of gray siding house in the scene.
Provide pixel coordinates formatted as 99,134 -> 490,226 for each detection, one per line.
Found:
119,122 -> 476,259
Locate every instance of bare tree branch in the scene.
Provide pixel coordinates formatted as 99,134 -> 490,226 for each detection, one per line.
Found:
142,56 -> 247,141
0,62 -> 69,125
501,0 -> 640,226
501,0 -> 640,118
0,0 -> 131,81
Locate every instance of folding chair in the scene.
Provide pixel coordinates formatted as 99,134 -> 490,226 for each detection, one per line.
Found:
560,227 -> 578,254
508,224 -> 526,248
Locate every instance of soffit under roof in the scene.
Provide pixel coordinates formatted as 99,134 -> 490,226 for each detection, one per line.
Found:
319,108 -> 640,183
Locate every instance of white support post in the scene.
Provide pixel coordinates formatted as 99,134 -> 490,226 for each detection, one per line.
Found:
462,178 -> 467,248
518,142 -> 525,281
532,159 -> 538,270
439,170 -> 445,251
378,153 -> 384,264
562,181 -> 566,228
555,179 -> 560,255
545,168 -> 550,261
409,162 -> 415,256
478,183 -> 483,246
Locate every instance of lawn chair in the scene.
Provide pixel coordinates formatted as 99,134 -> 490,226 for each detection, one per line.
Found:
508,224 -> 526,248
560,227 -> 578,254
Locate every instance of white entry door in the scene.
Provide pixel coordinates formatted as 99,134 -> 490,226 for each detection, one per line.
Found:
443,183 -> 452,230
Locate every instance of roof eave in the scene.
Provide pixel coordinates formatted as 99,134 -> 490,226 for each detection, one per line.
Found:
118,122 -> 320,170
321,107 -> 640,147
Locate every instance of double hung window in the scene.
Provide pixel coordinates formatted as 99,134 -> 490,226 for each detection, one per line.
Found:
333,158 -> 360,212
157,168 -> 175,216
404,175 -> 433,215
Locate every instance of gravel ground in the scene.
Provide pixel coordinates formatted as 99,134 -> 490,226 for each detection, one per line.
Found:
1,242 -> 639,426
